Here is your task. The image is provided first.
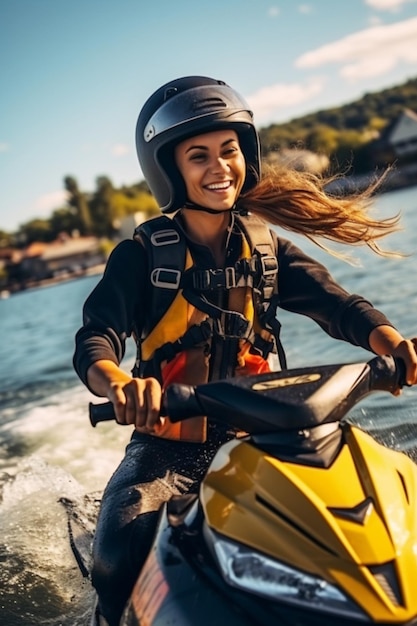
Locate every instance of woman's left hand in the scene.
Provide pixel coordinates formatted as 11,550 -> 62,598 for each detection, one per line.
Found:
368,326 -> 417,392
390,337 -> 417,388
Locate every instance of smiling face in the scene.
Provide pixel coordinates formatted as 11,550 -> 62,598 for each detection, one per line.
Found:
174,129 -> 246,211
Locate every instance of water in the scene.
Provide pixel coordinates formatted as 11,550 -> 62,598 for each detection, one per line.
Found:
0,277 -> 133,626
1,186 -> 417,625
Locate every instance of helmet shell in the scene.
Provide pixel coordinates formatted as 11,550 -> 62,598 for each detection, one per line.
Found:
135,76 -> 260,213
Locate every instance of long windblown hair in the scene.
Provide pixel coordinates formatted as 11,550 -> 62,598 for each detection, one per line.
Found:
237,164 -> 401,258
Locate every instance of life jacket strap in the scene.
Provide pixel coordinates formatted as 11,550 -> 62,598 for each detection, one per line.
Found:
251,334 -> 275,359
257,294 -> 287,369
150,319 -> 213,366
182,288 -> 253,340
148,301 -> 279,373
183,255 -> 278,292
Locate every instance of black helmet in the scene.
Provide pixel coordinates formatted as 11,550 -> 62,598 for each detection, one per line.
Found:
135,76 -> 261,213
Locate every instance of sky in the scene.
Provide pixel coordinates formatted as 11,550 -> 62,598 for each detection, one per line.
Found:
1,0 -> 417,233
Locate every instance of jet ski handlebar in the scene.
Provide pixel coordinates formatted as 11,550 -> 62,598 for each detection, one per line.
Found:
89,355 -> 407,430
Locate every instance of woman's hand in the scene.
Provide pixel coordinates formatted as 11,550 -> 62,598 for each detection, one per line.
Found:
86,359 -> 162,431
369,326 -> 417,391
389,337 -> 417,387
108,375 -> 162,431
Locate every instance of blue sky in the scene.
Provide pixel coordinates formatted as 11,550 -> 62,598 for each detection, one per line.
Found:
1,0 -> 417,233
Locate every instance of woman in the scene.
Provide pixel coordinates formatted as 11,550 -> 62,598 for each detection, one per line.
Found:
73,76 -> 417,626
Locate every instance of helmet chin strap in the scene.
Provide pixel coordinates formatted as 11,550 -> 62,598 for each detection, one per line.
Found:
183,201 -> 235,215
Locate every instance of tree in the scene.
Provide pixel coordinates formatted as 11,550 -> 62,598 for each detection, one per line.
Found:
64,176 -> 93,235
19,218 -> 54,244
332,129 -> 368,173
305,125 -> 339,156
89,176 -> 115,237
50,207 -> 80,238
0,230 -> 13,247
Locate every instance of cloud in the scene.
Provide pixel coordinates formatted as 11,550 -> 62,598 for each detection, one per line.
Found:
111,143 -> 130,157
112,143 -> 130,157
365,0 -> 417,11
296,16 -> 417,81
298,4 -> 313,14
35,190 -> 69,213
368,15 -> 384,25
0,142 -> 10,152
246,76 -> 326,123
268,6 -> 280,17
80,142 -> 131,156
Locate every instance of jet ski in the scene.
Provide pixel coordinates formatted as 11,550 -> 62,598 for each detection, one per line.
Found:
86,355 -> 417,625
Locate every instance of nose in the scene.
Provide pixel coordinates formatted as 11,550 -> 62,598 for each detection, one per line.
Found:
210,157 -> 229,174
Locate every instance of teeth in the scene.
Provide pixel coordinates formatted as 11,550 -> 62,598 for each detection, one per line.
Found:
206,182 -> 230,190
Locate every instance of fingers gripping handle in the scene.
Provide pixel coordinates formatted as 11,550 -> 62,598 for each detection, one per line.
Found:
88,384 -> 200,428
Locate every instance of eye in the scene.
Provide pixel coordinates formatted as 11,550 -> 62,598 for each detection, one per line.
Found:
222,143 -> 240,158
189,151 -> 207,162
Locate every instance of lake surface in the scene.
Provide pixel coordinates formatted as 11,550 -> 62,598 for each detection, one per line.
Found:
1,185 -> 417,624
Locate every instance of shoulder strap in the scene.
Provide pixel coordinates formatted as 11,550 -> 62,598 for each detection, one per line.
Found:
235,213 -> 278,296
235,213 -> 287,369
134,215 -> 187,336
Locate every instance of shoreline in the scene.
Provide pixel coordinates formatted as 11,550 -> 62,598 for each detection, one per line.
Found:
2,173 -> 416,299
326,163 -> 417,195
0,264 -> 105,299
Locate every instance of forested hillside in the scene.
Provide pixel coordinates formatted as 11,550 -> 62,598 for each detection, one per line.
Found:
259,76 -> 417,172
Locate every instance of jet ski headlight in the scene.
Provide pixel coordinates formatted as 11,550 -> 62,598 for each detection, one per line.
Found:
208,530 -> 366,620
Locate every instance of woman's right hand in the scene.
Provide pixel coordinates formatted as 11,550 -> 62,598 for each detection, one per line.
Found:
108,375 -> 162,432
86,359 -> 162,432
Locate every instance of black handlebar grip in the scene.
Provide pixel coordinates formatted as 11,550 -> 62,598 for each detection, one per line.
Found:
163,384 -> 202,422
395,356 -> 408,387
89,401 -> 116,427
370,355 -> 408,393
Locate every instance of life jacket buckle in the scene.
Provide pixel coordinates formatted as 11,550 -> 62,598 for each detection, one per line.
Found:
260,255 -> 278,277
150,229 -> 181,247
151,267 -> 181,289
193,267 -> 237,290
225,266 -> 237,288
214,311 -> 250,339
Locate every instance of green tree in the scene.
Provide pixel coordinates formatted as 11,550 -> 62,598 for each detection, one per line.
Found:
89,176 -> 115,237
64,176 -> 92,235
50,207 -> 79,238
305,125 -> 339,156
19,218 -> 54,244
0,230 -> 14,247
332,129 -> 368,172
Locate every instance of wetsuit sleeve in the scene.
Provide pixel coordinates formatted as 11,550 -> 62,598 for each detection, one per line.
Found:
73,239 -> 147,388
276,236 -> 395,351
